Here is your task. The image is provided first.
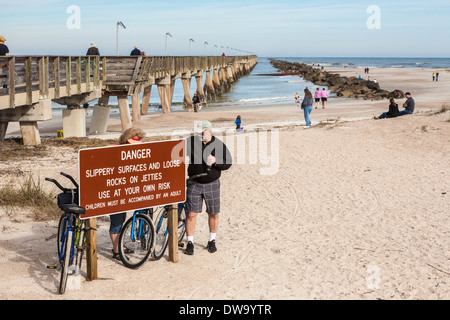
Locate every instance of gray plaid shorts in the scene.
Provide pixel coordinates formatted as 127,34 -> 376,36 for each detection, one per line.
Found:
186,179 -> 221,214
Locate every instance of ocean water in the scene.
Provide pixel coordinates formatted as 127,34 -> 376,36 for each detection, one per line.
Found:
282,57 -> 450,69
51,57 -> 450,114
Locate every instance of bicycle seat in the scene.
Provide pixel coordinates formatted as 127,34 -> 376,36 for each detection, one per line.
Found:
61,204 -> 86,216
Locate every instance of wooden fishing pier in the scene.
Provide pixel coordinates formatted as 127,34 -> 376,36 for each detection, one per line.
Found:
0,55 -> 257,145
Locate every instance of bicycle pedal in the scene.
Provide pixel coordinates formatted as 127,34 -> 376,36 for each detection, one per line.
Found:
77,246 -> 84,250
178,242 -> 184,248
47,266 -> 57,269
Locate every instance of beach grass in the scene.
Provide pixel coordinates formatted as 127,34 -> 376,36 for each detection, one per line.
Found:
0,173 -> 60,221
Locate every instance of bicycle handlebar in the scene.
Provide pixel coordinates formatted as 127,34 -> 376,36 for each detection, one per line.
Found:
60,172 -> 79,189
45,172 -> 79,193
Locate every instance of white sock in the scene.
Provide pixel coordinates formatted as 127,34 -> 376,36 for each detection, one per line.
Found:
187,236 -> 193,243
209,233 -> 216,242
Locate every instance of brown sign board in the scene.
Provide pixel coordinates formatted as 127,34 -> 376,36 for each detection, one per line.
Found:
78,139 -> 186,219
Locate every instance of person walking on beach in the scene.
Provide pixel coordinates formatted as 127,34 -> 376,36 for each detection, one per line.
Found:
314,88 -> 321,109
398,92 -> 415,116
300,88 -> 314,128
0,36 -> 9,56
192,93 -> 200,112
321,88 -> 329,109
436,72 -> 439,82
374,98 -> 399,119
295,93 -> 300,105
86,42 -> 100,56
432,72 -> 436,81
185,120 -> 232,255
109,127 -> 144,260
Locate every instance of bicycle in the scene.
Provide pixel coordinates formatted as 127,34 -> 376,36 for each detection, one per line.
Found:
117,208 -> 156,269
151,172 -> 207,261
152,203 -> 187,260
45,172 -> 88,294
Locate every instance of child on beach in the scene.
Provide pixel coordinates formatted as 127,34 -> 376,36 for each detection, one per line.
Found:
235,115 -> 242,131
295,93 -> 300,105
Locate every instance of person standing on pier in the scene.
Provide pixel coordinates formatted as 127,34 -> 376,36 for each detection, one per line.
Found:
0,36 -> 9,56
0,36 -> 8,88
86,42 -> 100,56
130,46 -> 141,56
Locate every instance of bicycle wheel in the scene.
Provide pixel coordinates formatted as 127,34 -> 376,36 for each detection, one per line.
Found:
118,214 -> 155,268
59,229 -> 73,294
57,212 -> 69,258
152,207 -> 169,260
178,204 -> 187,242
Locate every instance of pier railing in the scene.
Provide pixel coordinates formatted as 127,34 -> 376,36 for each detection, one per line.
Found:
0,55 -> 257,109
0,55 -> 257,144
0,56 -> 102,109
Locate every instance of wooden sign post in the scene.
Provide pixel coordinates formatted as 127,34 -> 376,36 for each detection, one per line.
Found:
78,139 -> 186,276
167,204 -> 179,263
85,218 -> 98,281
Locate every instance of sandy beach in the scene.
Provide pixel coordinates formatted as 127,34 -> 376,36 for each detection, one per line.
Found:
0,66 -> 449,300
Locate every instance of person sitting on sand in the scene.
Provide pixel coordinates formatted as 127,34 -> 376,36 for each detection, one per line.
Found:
374,98 -> 399,119
398,92 -> 415,116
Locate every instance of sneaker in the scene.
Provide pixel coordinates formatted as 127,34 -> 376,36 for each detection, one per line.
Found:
185,241 -> 194,255
207,240 -> 217,253
303,125 -> 310,129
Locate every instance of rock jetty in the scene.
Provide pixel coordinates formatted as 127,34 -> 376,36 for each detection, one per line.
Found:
269,59 -> 404,101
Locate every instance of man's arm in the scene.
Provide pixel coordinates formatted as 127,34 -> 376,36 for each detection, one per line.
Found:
213,141 -> 232,171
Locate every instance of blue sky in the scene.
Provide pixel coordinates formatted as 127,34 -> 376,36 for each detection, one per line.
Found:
1,0 -> 449,57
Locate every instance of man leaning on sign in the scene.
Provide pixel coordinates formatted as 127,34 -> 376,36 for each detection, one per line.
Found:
184,120 -> 232,255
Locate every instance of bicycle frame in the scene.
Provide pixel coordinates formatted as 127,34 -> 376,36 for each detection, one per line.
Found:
130,209 -> 151,242
155,204 -> 185,237
59,214 -> 82,264
59,213 -> 73,263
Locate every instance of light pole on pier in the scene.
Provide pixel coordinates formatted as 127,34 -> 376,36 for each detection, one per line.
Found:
189,38 -> 194,56
204,42 -> 208,56
116,21 -> 126,56
165,32 -> 172,56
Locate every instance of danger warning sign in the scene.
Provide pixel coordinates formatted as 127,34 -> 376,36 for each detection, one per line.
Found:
78,139 -> 186,219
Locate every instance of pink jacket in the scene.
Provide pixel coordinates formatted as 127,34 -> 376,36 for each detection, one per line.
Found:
314,91 -> 321,98
321,90 -> 328,98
